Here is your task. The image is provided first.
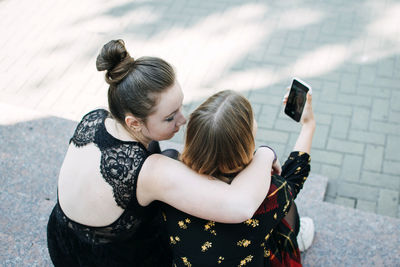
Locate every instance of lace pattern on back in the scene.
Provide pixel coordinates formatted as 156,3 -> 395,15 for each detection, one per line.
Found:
70,109 -> 148,209
70,109 -> 107,147
100,144 -> 147,209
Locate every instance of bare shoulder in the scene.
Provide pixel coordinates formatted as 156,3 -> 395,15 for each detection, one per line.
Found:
137,153 -> 177,205
140,153 -> 188,179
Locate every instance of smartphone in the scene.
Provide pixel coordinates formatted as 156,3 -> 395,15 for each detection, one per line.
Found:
284,78 -> 311,122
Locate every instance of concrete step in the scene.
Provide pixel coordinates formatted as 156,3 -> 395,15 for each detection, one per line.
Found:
295,175 -> 400,266
299,199 -> 400,266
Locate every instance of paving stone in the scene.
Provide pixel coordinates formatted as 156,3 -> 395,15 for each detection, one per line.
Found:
315,102 -> 353,116
340,73 -> 358,93
363,144 -> 384,172
274,119 -> 302,133
351,107 -> 370,130
385,135 -> 400,161
336,93 -> 372,107
359,65 -> 376,85
377,189 -> 399,217
369,121 -> 400,135
337,182 -> 379,202
360,171 -> 400,190
348,129 -> 386,145
340,63 -> 360,74
327,138 -> 365,155
356,85 -> 391,98
331,115 -> 350,138
257,105 -> 279,129
356,199 -> 376,213
315,113 -> 332,125
383,160 -> 400,176
335,196 -> 356,208
320,81 -> 338,101
341,154 -> 362,182
374,77 -> 399,89
256,128 -> 289,144
311,124 -> 329,149
248,92 -> 281,106
388,110 -> 400,123
311,149 -> 343,165
377,58 -> 395,77
371,98 -> 389,120
325,179 -> 339,198
391,91 -> 400,111
320,164 -> 341,180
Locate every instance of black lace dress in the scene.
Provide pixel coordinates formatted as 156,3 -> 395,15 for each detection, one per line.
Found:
47,109 -> 171,267
162,152 -> 310,267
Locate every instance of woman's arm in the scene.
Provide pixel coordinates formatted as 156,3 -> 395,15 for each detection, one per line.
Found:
293,93 -> 315,153
137,147 -> 274,223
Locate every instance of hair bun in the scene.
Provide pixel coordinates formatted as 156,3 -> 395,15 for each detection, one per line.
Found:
96,39 -> 134,85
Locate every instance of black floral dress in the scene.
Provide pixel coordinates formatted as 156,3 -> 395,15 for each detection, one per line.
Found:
162,152 -> 310,267
47,109 -> 171,267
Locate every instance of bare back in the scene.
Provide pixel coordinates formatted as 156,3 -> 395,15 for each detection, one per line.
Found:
57,109 -> 148,227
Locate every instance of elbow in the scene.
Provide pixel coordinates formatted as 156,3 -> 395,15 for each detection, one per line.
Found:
230,199 -> 259,223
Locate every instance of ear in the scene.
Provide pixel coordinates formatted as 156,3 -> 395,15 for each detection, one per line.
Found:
125,115 -> 143,132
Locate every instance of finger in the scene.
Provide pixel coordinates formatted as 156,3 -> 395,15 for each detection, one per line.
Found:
306,92 -> 312,105
283,88 -> 290,104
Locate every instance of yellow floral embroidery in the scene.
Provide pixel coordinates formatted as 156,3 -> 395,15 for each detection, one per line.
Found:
185,218 -> 191,223
299,151 -> 305,156
162,212 -> 167,221
178,220 -> 188,229
201,241 -> 212,252
294,166 -> 301,174
170,236 -> 180,245
265,234 -> 270,241
238,255 -> 253,266
273,213 -> 277,220
181,257 -> 192,267
218,256 -> 224,264
244,219 -> 259,227
204,221 -> 217,236
264,247 -> 271,257
237,239 -> 251,247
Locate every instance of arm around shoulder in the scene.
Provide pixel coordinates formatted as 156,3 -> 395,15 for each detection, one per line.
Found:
137,148 -> 275,223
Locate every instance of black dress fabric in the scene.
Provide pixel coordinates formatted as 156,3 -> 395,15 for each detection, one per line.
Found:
47,109 -> 171,267
162,152 -> 310,267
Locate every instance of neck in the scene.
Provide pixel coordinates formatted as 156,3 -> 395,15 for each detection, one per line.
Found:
125,126 -> 151,148
105,118 -> 151,148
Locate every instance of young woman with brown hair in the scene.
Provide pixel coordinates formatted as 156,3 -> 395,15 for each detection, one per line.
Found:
46,40 -> 277,266
162,90 -> 316,266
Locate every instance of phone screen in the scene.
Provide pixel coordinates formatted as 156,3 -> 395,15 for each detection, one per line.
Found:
284,79 -> 309,122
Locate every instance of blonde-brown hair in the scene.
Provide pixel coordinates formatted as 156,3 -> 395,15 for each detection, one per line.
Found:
181,90 -> 255,181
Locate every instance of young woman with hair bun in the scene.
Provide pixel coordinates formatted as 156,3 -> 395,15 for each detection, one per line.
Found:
46,40 -> 277,266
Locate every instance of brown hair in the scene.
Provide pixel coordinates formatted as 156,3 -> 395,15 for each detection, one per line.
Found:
181,90 -> 255,181
96,39 -> 175,124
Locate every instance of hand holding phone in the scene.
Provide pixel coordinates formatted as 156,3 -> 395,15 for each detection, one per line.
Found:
284,78 -> 311,122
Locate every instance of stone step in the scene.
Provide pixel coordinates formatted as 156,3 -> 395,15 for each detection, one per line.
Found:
294,173 -> 399,266
298,199 -> 400,266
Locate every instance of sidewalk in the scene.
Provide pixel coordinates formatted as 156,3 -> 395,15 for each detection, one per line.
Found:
1,0 -> 399,265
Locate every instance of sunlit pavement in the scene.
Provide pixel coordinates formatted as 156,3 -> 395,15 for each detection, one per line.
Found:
0,0 -> 399,265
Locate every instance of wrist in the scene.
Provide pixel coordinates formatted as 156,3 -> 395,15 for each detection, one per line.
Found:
302,120 -> 316,131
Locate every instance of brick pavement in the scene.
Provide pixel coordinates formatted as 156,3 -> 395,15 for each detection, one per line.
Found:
0,0 -> 399,222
